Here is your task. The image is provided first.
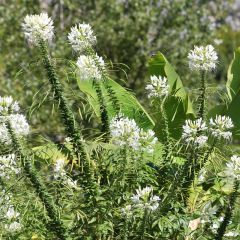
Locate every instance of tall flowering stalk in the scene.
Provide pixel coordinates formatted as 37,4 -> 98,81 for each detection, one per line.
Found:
0,96 -> 68,239
68,23 -> 113,138
145,75 -> 170,160
215,155 -> 240,239
188,45 -> 218,120
22,14 -> 94,188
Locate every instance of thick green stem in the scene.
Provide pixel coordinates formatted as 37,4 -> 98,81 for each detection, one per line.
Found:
197,71 -> 206,120
161,101 -> 171,161
92,81 -> 109,139
39,41 -> 94,189
140,208 -> 148,240
215,181 -> 239,240
7,122 -> 68,239
123,218 -> 129,240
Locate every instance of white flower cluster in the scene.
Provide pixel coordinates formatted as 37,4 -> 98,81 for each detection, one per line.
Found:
0,191 -> 21,232
0,114 -> 30,145
145,75 -> 169,99
110,114 -> 158,153
0,154 -> 20,180
131,186 -> 160,211
121,205 -> 133,218
68,22 -> 105,81
0,96 -> 19,115
187,45 -> 218,71
53,159 -> 78,190
22,13 -> 54,45
209,115 -> 234,141
182,118 -> 208,148
225,155 -> 240,180
76,54 -> 105,81
68,23 -> 96,53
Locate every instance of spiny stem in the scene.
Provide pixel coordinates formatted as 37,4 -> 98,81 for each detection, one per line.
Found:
215,181 -> 239,240
39,41 -> 94,189
123,218 -> 129,240
92,80 -> 109,140
161,100 -> 171,161
7,122 -> 68,239
140,208 -> 148,240
197,71 -> 206,120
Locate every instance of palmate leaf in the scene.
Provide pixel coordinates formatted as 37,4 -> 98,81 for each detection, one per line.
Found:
77,76 -> 155,130
148,52 -> 194,139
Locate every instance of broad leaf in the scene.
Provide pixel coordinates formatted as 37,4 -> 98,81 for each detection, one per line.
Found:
77,77 -> 155,130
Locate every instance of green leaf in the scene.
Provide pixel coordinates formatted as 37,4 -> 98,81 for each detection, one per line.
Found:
148,52 -> 194,115
226,47 -> 240,100
77,77 -> 155,130
148,52 -> 194,139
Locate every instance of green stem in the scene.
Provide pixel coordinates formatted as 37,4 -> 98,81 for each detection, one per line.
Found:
7,122 -> 68,239
140,208 -> 148,240
197,71 -> 206,120
215,181 -> 239,240
161,101 -> 171,161
92,81 -> 109,139
39,41 -> 94,189
123,218 -> 129,240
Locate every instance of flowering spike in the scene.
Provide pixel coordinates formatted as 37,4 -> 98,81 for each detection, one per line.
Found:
188,45 -> 218,71
68,23 -> 96,53
22,13 -> 54,45
145,75 -> 169,99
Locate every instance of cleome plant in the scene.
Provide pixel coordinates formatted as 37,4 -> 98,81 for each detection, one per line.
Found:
0,12 -> 240,240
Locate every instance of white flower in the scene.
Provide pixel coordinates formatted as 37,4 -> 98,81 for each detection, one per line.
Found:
138,129 -> 158,153
188,45 -> 218,71
63,178 -> 79,190
121,205 -> 133,218
9,114 -> 30,137
5,207 -> 20,220
224,231 -> 239,237
22,13 -> 54,45
0,96 -> 19,115
7,221 -> 21,232
209,115 -> 234,141
182,118 -> 208,147
68,23 -> 96,52
76,54 -> 104,81
110,114 -> 140,150
225,155 -> 240,180
53,159 -> 66,179
131,186 -> 160,211
198,168 -> 207,183
0,154 -> 20,179
145,75 -> 169,99
0,114 -> 30,145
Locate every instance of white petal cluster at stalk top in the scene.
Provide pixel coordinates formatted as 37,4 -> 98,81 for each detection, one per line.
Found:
0,154 -> 20,179
225,155 -> 240,180
131,186 -> 160,211
145,75 -> 169,99
188,45 -> 218,71
0,96 -> 19,115
182,118 -> 208,148
121,205 -> 133,218
138,129 -> 158,153
209,115 -> 234,141
76,54 -> 104,81
68,23 -> 96,53
22,13 -> 54,45
110,114 -> 158,153
0,114 -> 30,145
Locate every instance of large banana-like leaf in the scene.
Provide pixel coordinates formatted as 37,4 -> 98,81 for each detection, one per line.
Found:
148,52 -> 194,139
208,47 -> 240,139
77,77 -> 155,130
